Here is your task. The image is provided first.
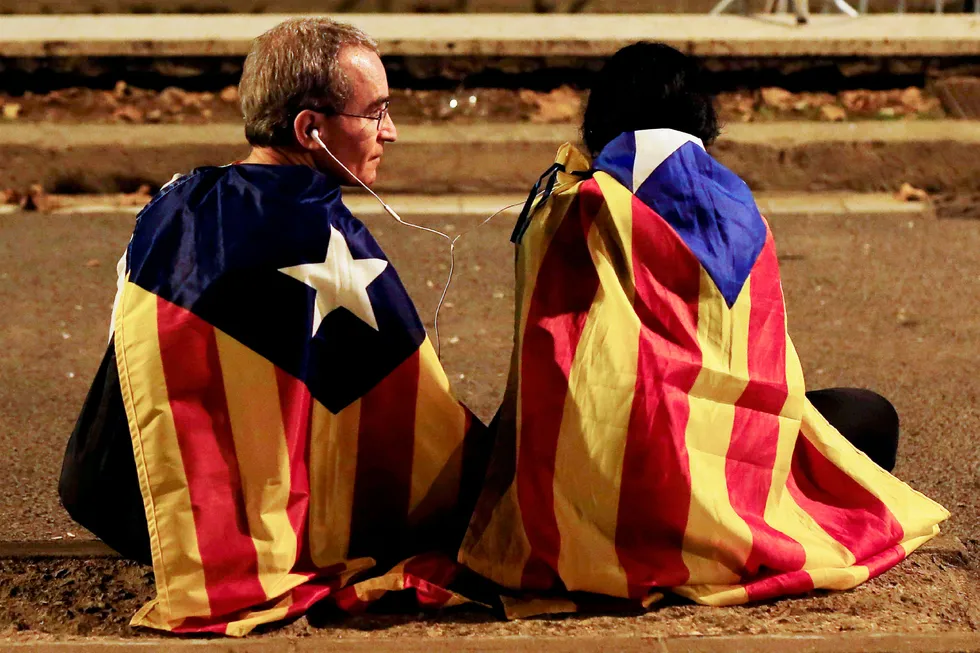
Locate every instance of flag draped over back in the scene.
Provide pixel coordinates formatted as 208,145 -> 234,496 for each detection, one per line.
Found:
114,164 -> 485,636
459,130 -> 949,609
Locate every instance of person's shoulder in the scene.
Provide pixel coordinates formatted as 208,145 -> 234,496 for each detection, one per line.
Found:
137,166 -> 229,218
141,164 -> 345,221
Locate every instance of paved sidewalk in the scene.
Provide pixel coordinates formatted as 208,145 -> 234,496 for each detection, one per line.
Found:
0,634 -> 978,652
4,122 -> 980,148
2,14 -> 980,58
0,191 -> 932,218
1,210 -> 978,638
1,121 -> 979,195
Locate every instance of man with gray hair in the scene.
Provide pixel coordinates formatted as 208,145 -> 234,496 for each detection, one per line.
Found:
238,17 -> 397,185
59,18 -> 484,635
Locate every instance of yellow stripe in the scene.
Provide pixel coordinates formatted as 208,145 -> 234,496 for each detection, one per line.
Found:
516,181 -> 586,351
457,483 -> 530,589
353,560 -> 409,604
799,400 -> 950,544
515,146 -> 591,388
223,594 -> 294,638
229,559 -> 371,635
680,270 -> 753,585
673,583 -> 749,606
214,331 -> 309,600
460,161 -> 590,587
501,595 -> 580,620
763,337 -> 855,570
115,283 -> 209,626
552,174 -> 634,597
807,565 -> 870,592
462,155 -> 620,591
218,559 -> 378,639
516,143 -> 592,320
408,338 -> 467,527
307,398 -> 362,568
901,524 -> 940,555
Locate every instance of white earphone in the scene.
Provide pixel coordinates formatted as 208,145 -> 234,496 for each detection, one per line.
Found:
307,126 -> 570,359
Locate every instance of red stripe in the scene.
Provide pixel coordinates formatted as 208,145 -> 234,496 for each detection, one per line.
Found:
275,368 -> 315,570
787,435 -> 904,562
861,542 -> 908,579
330,554 -> 462,615
402,552 -> 464,608
171,618 -> 231,635
516,181 -> 602,590
614,196 -> 703,596
348,349 -> 420,562
741,540 -> 908,604
740,568 -> 815,603
172,562 -> 349,634
156,297 -> 268,620
329,586 -> 372,615
280,562 -> 349,619
727,233 -> 808,591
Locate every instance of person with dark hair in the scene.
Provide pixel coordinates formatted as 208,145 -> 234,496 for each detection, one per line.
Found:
583,41 -> 720,157
584,41 -> 897,472
459,41 -> 947,614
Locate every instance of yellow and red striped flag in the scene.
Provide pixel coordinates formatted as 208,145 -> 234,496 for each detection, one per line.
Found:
114,164 -> 486,635
459,131 -> 949,611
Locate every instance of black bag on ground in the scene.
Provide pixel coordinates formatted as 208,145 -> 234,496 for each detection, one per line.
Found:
58,339 -> 152,565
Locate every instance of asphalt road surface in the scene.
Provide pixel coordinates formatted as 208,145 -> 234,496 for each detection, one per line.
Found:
0,206 -> 977,564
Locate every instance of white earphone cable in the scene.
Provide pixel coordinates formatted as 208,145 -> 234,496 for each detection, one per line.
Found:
310,128 -> 572,359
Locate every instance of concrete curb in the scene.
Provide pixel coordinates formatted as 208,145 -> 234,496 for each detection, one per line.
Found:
0,192 -> 933,218
0,633 -> 977,652
2,122 -> 980,195
0,540 -> 118,558
3,14 -> 980,58
0,534 -> 962,559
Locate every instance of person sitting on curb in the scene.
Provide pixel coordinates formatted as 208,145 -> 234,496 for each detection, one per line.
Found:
59,17 -> 485,636
459,41 -> 949,613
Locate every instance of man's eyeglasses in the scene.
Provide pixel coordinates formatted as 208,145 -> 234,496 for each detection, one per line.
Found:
302,100 -> 390,131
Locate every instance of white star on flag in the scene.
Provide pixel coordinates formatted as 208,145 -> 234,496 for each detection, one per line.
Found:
278,225 -> 388,335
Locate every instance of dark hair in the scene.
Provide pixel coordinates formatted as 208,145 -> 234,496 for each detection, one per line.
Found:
582,42 -> 720,158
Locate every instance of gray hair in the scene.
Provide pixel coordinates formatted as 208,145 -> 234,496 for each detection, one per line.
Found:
239,17 -> 379,147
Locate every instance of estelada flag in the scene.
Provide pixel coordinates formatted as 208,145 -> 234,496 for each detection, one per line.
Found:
112,164 -> 486,635
459,130 -> 949,610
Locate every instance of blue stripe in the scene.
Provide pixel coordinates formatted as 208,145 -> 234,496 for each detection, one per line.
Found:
126,164 -> 425,413
594,131 -> 766,307
592,130 -> 638,192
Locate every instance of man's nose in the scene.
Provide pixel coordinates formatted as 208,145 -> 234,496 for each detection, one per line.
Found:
380,112 -> 397,143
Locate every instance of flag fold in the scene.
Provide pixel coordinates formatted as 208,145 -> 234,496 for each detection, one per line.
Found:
114,164 -> 486,635
458,131 -> 949,610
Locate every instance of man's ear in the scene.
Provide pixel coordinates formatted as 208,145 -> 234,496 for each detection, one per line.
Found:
293,110 -> 321,151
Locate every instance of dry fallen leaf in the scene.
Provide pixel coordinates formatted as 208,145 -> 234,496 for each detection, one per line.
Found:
520,86 -> 582,124
160,87 -> 190,112
21,183 -> 50,212
899,87 -> 925,111
112,105 -> 144,123
819,105 -> 847,122
796,92 -> 836,110
896,182 -> 929,202
219,85 -> 240,104
2,103 -> 21,120
118,185 -> 152,207
0,188 -> 21,205
716,92 -> 756,122
760,87 -> 795,111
